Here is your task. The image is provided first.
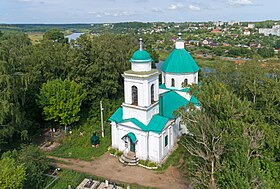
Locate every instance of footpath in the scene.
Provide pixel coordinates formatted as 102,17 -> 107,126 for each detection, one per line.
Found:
48,153 -> 188,189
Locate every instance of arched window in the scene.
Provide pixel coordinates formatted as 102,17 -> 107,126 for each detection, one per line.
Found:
171,78 -> 175,87
151,84 -> 155,104
132,86 -> 138,105
194,76 -> 197,83
184,78 -> 188,87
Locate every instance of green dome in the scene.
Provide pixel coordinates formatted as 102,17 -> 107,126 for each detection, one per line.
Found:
161,48 -> 199,73
130,50 -> 153,63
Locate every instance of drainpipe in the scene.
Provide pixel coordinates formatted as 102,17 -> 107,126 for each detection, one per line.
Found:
159,95 -> 163,116
147,131 -> 149,161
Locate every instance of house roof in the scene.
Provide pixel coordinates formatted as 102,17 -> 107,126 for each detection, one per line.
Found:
109,92 -> 199,134
161,48 -> 199,73
127,132 -> 137,143
130,50 -> 153,63
160,91 -> 189,118
109,108 -> 169,134
190,95 -> 200,107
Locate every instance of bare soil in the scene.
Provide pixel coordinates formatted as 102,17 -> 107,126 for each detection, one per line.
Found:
48,153 -> 189,189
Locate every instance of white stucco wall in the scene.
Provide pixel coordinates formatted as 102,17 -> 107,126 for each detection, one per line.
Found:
124,75 -> 159,107
111,120 -> 180,163
175,41 -> 184,49
164,72 -> 198,89
176,91 -> 191,101
122,103 -> 159,125
131,62 -> 151,72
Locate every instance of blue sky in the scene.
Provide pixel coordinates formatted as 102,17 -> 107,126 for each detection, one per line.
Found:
1,0 -> 279,23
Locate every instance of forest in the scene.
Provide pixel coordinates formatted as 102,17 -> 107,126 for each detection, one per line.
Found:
0,29 -> 279,188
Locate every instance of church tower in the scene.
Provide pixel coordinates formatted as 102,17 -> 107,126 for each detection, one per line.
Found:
122,38 -> 160,125
161,33 -> 199,91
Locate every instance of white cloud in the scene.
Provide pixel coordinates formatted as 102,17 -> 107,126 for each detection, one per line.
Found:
89,9 -> 135,17
188,5 -> 201,11
152,8 -> 164,13
228,0 -> 253,6
167,3 -> 184,10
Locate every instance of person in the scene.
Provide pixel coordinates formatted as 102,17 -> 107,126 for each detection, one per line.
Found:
113,182 -> 117,189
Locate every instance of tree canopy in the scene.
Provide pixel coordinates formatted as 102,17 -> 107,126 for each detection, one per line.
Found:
180,61 -> 280,188
0,156 -> 26,189
37,78 -> 87,127
43,29 -> 67,43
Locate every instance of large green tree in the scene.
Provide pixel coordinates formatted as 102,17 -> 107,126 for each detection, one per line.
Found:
0,156 -> 26,189
43,29 -> 67,43
0,32 -> 32,149
2,145 -> 49,189
181,77 -> 279,188
37,78 -> 86,131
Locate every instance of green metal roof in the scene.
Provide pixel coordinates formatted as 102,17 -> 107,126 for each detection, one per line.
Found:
109,108 -> 169,134
147,115 -> 169,133
109,92 -> 199,133
161,48 -> 199,73
160,91 -> 189,118
127,132 -> 137,143
109,107 -> 123,123
130,50 -> 153,63
190,95 -> 200,107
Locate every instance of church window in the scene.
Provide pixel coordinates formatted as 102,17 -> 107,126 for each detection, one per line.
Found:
194,76 -> 197,83
171,78 -> 175,87
151,84 -> 155,104
131,86 -> 138,105
165,135 -> 168,147
184,78 -> 188,87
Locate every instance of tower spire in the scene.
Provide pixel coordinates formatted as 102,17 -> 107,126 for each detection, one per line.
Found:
178,32 -> 182,40
175,33 -> 184,49
139,38 -> 143,51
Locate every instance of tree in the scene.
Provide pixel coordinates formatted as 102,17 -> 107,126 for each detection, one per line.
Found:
19,145 -> 49,189
180,78 -> 277,188
257,47 -> 275,58
37,79 -> 86,132
2,145 -> 49,189
275,40 -> 280,49
0,156 -> 26,189
0,32 -> 31,149
180,110 -> 224,188
68,33 -> 137,104
43,29 -> 66,43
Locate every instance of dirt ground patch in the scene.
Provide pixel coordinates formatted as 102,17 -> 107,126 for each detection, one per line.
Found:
48,153 -> 189,189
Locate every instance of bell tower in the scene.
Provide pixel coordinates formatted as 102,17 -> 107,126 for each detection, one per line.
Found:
122,38 -> 160,125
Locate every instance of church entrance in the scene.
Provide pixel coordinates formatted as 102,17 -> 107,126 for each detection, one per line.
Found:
129,137 -> 135,153
124,132 -> 137,153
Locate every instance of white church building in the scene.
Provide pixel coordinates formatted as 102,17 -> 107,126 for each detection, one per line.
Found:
109,34 -> 200,164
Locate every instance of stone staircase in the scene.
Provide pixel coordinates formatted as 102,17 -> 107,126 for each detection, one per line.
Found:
119,152 -> 139,166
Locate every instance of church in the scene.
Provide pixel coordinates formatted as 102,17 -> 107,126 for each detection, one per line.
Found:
109,33 -> 200,164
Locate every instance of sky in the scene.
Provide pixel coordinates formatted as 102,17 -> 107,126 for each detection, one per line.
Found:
0,0 -> 279,24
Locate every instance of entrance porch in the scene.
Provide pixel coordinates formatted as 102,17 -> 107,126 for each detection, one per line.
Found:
119,132 -> 139,166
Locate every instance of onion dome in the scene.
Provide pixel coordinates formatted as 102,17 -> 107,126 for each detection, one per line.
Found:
130,38 -> 153,63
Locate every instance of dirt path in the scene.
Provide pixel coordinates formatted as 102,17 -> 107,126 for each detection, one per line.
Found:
48,153 -> 188,189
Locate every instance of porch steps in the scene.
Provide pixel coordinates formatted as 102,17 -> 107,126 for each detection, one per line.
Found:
119,152 -> 139,166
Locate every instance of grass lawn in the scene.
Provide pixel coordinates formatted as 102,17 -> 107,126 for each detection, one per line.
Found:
28,32 -> 44,44
47,169 -> 91,189
48,118 -> 111,161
